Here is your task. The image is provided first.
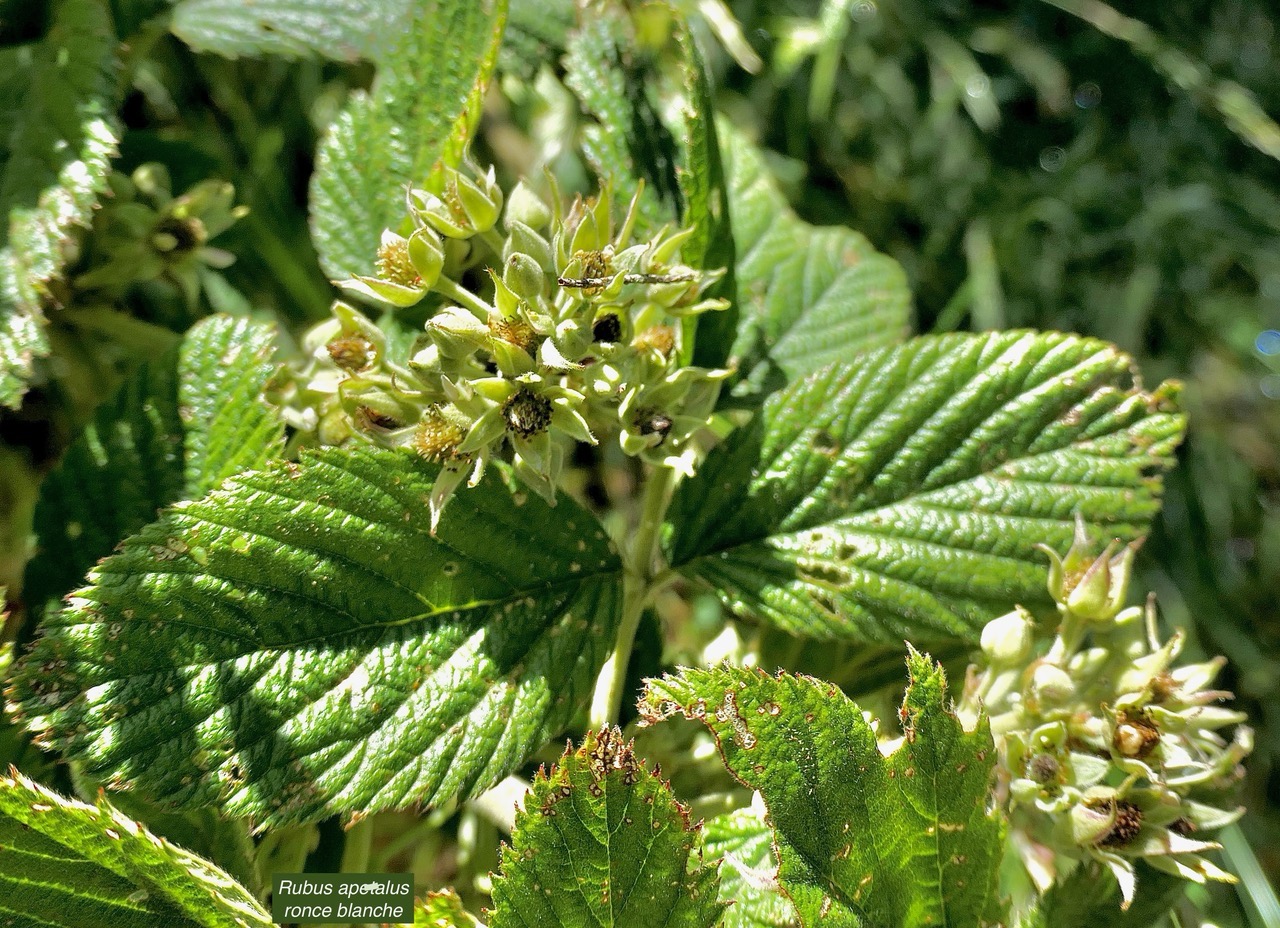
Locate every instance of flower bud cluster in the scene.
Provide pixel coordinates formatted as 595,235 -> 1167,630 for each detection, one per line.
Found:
72,163 -> 247,303
961,516 -> 1252,910
273,161 -> 729,528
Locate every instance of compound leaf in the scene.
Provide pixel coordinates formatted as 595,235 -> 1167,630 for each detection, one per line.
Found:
1,0 -> 120,408
171,0 -> 412,62
641,653 -> 1004,928
309,0 -> 507,280
702,807 -> 798,928
721,123 -> 910,398
23,315 -> 282,620
489,727 -> 723,928
11,449 -> 624,827
666,331 -> 1185,642
0,768 -> 272,928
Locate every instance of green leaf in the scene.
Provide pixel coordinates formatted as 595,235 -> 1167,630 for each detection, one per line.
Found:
673,22 -> 737,370
489,727 -> 724,928
564,7 -> 680,232
702,807 -> 798,928
170,0 -> 412,63
11,449 -> 624,826
641,652 -> 1005,928
178,314 -> 284,496
23,314 -> 283,619
0,0 -> 120,408
416,889 -> 484,927
1,587 -> 55,780
0,768 -> 273,928
665,331 -> 1185,642
0,309 -> 47,412
720,123 -> 910,398
308,0 -> 508,280
499,0 -> 573,81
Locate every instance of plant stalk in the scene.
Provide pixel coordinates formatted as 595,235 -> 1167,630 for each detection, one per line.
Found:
339,817 -> 375,928
432,276 -> 494,319
589,465 -> 676,728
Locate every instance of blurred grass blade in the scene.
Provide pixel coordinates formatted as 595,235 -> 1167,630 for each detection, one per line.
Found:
808,0 -> 853,121
963,217 -> 1004,331
923,31 -> 1000,132
171,0 -> 413,62
1042,0 -> 1280,160
1220,824 -> 1280,928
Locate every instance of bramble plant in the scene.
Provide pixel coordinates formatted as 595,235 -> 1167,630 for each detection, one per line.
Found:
0,1 -> 1265,927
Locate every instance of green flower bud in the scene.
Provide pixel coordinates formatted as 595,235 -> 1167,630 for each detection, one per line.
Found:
412,165 -> 504,238
980,608 -> 1035,665
569,204 -> 609,255
336,274 -> 428,308
505,221 -> 555,273
504,251 -> 546,300
408,227 -> 445,289
317,405 -> 353,445
506,180 -> 552,229
1037,514 -> 1138,621
450,164 -> 503,235
133,162 -> 171,198
427,307 -> 490,358
1030,663 -> 1076,706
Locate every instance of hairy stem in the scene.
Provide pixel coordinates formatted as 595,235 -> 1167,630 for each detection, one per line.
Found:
432,276 -> 494,319
477,227 -> 507,260
589,465 -> 676,728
